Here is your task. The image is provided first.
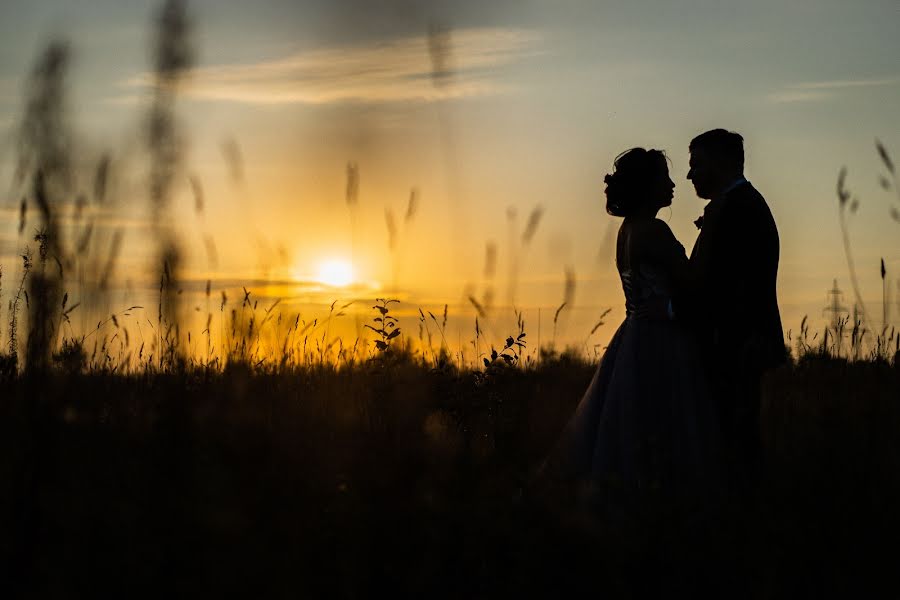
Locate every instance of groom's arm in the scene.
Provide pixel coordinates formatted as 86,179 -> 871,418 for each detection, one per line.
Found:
668,276 -> 700,325
732,192 -> 786,370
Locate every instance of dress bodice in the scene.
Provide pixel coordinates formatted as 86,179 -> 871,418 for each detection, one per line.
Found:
620,263 -> 674,318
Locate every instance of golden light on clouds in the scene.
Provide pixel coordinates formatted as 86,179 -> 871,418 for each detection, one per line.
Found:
122,27 -> 542,105
767,76 -> 899,103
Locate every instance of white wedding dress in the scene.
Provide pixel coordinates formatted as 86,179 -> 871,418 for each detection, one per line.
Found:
549,218 -> 721,498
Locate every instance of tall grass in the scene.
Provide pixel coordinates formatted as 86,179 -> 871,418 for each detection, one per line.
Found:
146,0 -> 193,367
0,1 -> 894,377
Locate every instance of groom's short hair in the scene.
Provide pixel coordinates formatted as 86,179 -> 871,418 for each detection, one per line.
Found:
690,129 -> 744,171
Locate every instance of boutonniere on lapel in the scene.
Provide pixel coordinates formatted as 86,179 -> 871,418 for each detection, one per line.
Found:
694,215 -> 704,230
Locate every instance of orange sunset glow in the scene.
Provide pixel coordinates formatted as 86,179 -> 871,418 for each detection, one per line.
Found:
0,0 -> 897,367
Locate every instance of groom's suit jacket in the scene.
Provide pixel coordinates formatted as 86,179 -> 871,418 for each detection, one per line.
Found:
682,181 -> 786,375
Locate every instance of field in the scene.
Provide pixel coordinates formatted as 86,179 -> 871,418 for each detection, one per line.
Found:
1,349 -> 898,598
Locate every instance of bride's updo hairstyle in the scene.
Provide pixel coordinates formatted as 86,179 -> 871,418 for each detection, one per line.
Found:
604,148 -> 668,217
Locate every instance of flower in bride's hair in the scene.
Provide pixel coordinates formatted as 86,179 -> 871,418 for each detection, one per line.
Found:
694,215 -> 704,230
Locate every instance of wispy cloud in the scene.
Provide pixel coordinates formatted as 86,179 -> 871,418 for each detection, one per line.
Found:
791,77 -> 899,90
768,76 -> 898,103
122,27 -> 542,105
767,89 -> 832,104
0,204 -> 153,234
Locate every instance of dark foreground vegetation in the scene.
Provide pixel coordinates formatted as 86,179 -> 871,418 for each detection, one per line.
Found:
1,353 -> 898,599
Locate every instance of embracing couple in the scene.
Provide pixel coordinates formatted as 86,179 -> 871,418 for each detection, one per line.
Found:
549,129 -> 787,505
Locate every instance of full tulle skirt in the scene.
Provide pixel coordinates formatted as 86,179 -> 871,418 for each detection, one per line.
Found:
547,316 -> 721,499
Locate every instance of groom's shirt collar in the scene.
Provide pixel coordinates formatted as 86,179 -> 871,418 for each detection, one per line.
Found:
718,176 -> 748,199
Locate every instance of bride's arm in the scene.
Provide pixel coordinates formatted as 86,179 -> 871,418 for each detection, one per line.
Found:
647,219 -> 695,321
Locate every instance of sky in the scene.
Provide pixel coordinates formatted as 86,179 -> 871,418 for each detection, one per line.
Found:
0,0 -> 898,357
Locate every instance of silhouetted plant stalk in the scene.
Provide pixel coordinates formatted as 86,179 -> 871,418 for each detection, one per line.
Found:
385,187 -> 419,292
0,267 -> 15,378
505,207 -> 518,307
344,160 -> 361,281
365,299 -> 401,356
74,154 -> 118,330
417,304 -> 451,365
790,308 -> 898,362
875,138 -> 900,217
430,304 -> 449,354
836,167 -> 869,330
146,0 -> 193,367
873,139 -> 898,332
505,205 -> 544,306
584,307 -> 612,354
427,23 -> 470,281
481,241 -> 497,313
473,315 -> 481,365
17,197 -> 27,236
26,223 -> 63,371
551,266 -> 576,348
17,39 -> 74,372
16,41 -> 72,201
481,311 -> 526,371
343,161 -> 364,337
319,300 -> 352,364
7,251 -> 33,368
882,258 -> 888,330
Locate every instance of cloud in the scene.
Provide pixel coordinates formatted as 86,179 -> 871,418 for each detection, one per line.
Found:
122,27 -> 542,105
768,76 -> 898,103
0,204 -> 154,239
766,89 -> 832,104
791,77 -> 899,90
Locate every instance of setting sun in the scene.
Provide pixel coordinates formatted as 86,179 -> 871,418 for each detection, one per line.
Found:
315,259 -> 355,287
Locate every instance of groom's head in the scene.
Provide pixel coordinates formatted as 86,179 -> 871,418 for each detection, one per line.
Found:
687,129 -> 744,200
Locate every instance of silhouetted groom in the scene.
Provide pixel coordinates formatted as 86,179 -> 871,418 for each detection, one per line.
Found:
680,129 -> 786,490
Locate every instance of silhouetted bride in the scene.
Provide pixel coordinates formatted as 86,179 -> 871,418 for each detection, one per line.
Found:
545,148 -> 719,507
